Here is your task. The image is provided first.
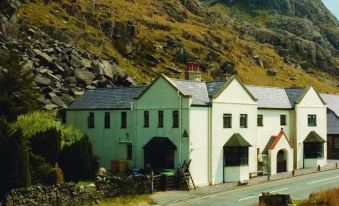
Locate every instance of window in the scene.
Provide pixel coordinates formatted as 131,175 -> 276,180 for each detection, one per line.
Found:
332,137 -> 339,150
224,147 -> 249,166
172,110 -> 179,128
308,115 -> 317,126
144,111 -> 149,128
104,112 -> 110,129
304,142 -> 323,158
88,112 -> 94,128
121,112 -> 127,128
158,111 -> 164,128
257,115 -> 263,127
127,144 -> 132,160
223,114 -> 232,128
280,115 -> 287,126
240,114 -> 248,128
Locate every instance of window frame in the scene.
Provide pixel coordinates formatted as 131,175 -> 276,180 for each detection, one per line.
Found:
88,112 -> 95,129
280,115 -> 287,126
121,112 -> 127,128
104,112 -> 110,129
144,111 -> 150,128
172,110 -> 179,128
257,114 -> 263,127
307,114 -> 317,127
158,110 -> 164,128
223,114 -> 232,128
240,114 -> 248,128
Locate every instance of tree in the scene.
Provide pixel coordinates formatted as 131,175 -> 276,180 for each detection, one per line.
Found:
0,49 -> 38,121
30,128 -> 62,165
59,135 -> 99,182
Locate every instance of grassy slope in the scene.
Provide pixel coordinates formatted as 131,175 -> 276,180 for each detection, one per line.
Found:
16,0 -> 339,93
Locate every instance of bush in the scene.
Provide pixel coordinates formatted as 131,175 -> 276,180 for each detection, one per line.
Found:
59,135 -> 99,182
29,153 -> 51,185
14,111 -> 82,143
30,128 -> 62,165
47,167 -> 64,185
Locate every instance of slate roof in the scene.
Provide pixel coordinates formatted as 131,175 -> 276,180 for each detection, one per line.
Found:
68,86 -> 147,110
247,86 -> 292,109
206,81 -> 225,97
321,93 -> 339,117
168,78 -> 210,106
285,88 -> 305,106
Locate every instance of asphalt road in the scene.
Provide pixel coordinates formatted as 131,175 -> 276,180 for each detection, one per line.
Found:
159,169 -> 339,206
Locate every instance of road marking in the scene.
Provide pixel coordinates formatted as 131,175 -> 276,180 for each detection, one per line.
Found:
239,196 -> 258,201
270,188 -> 288,193
307,176 -> 339,185
238,188 -> 289,202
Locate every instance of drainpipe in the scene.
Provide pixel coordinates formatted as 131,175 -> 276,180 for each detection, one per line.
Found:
178,90 -> 182,165
208,105 -> 212,185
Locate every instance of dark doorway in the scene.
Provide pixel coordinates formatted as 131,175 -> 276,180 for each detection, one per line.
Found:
277,150 -> 287,173
143,137 -> 176,170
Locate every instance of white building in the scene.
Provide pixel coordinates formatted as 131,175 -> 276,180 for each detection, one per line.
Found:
66,69 -> 328,186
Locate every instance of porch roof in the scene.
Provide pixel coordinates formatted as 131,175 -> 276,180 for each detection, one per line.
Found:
304,131 -> 326,143
224,133 -> 252,147
143,137 -> 177,150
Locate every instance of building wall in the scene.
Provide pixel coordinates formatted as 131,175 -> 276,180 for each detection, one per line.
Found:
189,106 -> 209,186
257,109 -> 293,154
134,77 -> 190,169
211,79 -> 258,184
268,138 -> 294,175
295,88 -> 327,169
66,109 -> 134,169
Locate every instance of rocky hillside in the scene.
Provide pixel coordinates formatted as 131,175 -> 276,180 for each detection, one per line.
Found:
0,0 -> 338,109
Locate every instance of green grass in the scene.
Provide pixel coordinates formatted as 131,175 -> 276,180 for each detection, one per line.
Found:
77,181 -> 94,187
96,195 -> 155,206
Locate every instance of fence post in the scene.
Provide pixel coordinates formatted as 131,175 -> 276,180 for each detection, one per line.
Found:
317,165 -> 321,171
336,163 -> 338,169
151,170 -> 154,194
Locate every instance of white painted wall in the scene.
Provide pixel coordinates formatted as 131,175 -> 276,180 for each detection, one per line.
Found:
257,109 -> 293,155
211,79 -> 258,184
268,137 -> 293,175
295,87 -> 327,169
304,158 -> 326,168
224,166 -> 249,182
189,107 -> 209,186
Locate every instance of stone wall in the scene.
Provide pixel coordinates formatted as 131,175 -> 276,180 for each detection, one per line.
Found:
5,175 -> 150,206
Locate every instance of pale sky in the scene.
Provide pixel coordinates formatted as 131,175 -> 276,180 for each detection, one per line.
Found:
322,0 -> 339,19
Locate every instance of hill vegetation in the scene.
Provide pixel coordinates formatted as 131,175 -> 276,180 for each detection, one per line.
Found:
2,0 -> 336,93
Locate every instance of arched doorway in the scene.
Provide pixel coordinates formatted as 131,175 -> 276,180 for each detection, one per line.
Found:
277,150 -> 287,173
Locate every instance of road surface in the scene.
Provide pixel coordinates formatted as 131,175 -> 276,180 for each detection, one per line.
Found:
154,169 -> 339,206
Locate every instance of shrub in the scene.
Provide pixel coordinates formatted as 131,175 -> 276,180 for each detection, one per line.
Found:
7,130 -> 31,189
29,153 -> 51,185
47,167 -> 64,185
14,111 -> 82,143
59,135 -> 99,182
30,128 -> 62,165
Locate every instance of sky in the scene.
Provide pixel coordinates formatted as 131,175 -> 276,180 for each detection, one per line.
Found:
322,0 -> 339,19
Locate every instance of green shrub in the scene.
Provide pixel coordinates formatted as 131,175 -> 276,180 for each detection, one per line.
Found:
59,135 -> 99,182
30,128 -> 62,165
47,167 -> 64,185
29,153 -> 51,185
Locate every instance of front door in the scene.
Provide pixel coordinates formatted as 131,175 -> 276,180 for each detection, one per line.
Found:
277,150 -> 287,173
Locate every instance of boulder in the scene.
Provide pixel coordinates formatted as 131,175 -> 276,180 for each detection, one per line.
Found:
35,75 -> 51,86
267,68 -> 277,76
74,68 -> 95,85
50,95 -> 67,108
33,49 -> 54,64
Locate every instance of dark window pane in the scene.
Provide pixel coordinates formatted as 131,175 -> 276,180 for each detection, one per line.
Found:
173,110 -> 179,128
240,114 -> 248,128
223,114 -> 232,128
308,115 -> 317,126
121,112 -> 127,128
104,112 -> 110,129
127,144 -> 132,160
280,115 -> 286,126
158,111 -> 164,128
257,115 -> 263,127
144,111 -> 149,128
224,147 -> 249,166
88,112 -> 95,128
304,142 -> 323,158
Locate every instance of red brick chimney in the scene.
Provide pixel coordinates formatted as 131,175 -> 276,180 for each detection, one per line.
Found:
185,61 -> 202,81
